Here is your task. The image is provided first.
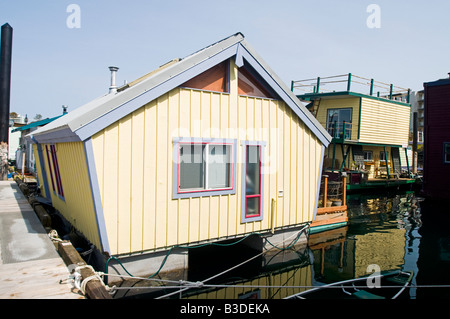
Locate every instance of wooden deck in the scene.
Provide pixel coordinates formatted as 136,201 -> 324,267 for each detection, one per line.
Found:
0,181 -> 84,299
310,175 -> 348,233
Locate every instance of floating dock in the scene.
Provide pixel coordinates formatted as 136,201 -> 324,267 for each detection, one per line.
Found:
0,181 -> 84,299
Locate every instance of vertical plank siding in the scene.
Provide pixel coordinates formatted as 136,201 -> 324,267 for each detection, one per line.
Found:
86,62 -> 324,256
39,142 -> 101,249
32,75 -> 324,256
32,144 -> 47,199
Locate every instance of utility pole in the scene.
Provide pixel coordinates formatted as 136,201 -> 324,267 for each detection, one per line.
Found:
0,23 -> 13,180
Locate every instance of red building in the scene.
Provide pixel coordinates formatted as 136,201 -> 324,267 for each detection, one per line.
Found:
423,74 -> 450,199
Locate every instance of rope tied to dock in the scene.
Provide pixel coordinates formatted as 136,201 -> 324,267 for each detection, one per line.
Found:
155,223 -> 311,299
79,272 -> 107,295
63,264 -> 112,296
48,229 -> 63,242
103,222 -> 311,286
99,223 -> 311,298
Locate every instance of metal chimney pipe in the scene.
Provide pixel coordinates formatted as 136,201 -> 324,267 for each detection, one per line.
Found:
0,23 -> 13,144
109,66 -> 119,93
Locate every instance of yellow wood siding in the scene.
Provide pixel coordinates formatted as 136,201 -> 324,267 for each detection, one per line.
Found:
316,98 -> 360,140
40,142 -> 101,249
359,98 -> 410,146
316,96 -> 410,146
32,144 -> 47,199
91,60 -> 324,256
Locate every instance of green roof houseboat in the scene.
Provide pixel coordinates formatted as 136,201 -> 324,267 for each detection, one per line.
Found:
292,74 -> 416,191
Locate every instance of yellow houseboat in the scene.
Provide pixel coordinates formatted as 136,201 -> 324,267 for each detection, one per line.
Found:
28,33 -> 332,278
292,74 -> 416,191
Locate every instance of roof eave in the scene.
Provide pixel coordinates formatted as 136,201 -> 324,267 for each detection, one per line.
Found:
30,32 -> 331,147
29,124 -> 81,144
424,78 -> 450,87
72,35 -> 245,141
66,33 -> 246,135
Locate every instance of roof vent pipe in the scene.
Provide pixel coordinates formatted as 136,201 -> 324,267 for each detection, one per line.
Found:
109,66 -> 119,93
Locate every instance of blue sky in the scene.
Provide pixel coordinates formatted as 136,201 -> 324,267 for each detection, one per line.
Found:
1,0 -> 449,118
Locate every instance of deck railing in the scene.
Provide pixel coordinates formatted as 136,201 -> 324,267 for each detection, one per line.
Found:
291,73 -> 411,103
317,174 -> 347,214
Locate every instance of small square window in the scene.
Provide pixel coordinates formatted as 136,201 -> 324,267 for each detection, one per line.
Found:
179,144 -> 205,190
363,151 -> 373,161
326,108 -> 352,139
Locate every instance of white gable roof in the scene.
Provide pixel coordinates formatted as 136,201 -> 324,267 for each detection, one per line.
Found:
31,33 -> 331,146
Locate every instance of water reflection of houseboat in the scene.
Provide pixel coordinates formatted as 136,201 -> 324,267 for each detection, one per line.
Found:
309,226 -> 351,283
112,192 -> 423,299
308,192 -> 417,287
185,247 -> 313,299
185,227 -> 351,299
112,239 -> 314,299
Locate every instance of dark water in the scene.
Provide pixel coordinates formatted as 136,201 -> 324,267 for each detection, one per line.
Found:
315,190 -> 450,299
114,189 -> 450,299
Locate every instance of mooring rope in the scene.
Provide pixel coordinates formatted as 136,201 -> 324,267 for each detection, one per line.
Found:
154,224 -> 310,299
103,222 -> 310,287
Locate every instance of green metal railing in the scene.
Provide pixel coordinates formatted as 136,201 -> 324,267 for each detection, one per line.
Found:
291,73 -> 411,103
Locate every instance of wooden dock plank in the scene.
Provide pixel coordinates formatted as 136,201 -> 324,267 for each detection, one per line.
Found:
0,258 -> 84,299
0,181 -> 85,299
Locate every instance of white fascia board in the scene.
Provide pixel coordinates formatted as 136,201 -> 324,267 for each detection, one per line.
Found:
29,125 -> 81,144
69,33 -> 245,137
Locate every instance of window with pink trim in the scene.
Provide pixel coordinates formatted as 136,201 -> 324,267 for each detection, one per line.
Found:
45,145 -> 55,193
173,138 -> 237,199
241,141 -> 265,223
46,144 -> 64,199
244,145 -> 261,219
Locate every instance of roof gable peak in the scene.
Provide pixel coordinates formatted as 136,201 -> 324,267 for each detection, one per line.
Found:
31,33 -> 331,146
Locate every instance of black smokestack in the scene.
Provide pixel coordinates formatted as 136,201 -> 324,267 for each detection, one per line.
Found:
0,23 -> 13,144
